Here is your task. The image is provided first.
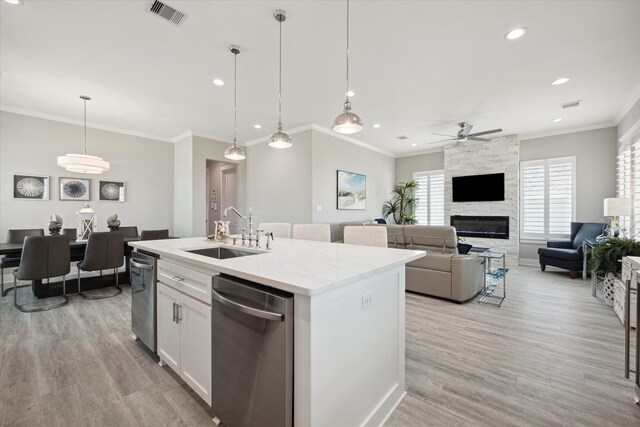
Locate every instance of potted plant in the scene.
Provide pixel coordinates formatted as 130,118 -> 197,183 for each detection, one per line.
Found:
588,236 -> 640,273
382,180 -> 418,225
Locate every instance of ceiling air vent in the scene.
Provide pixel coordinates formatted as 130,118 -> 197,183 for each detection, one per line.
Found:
397,135 -> 409,140
562,100 -> 581,109
148,0 -> 186,26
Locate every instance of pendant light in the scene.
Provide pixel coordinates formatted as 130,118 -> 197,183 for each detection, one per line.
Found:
332,0 -> 363,134
224,45 -> 247,160
57,96 -> 110,174
268,9 -> 292,149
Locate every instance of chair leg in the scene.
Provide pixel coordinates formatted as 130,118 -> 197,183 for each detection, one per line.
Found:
79,267 -> 122,300
14,275 -> 68,313
569,271 -> 577,279
2,266 -> 29,297
540,263 -> 546,272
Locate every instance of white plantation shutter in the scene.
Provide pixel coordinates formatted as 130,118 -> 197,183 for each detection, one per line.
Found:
413,170 -> 444,225
520,157 -> 575,240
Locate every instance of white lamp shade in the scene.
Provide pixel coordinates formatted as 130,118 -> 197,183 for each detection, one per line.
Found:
58,154 -> 110,174
603,198 -> 632,216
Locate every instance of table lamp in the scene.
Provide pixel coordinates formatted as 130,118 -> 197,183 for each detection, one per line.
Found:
603,198 -> 632,237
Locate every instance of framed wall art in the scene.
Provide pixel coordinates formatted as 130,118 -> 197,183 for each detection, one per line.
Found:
337,170 -> 366,210
99,180 -> 126,202
13,174 -> 49,200
59,177 -> 90,201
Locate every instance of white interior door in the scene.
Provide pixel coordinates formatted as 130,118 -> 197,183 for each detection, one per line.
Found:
221,166 -> 238,234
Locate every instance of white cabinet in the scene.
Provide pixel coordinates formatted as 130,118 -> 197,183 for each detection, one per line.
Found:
157,260 -> 214,406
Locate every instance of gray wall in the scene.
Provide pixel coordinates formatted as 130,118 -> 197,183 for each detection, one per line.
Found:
311,131 -> 395,223
173,135 -> 193,237
394,151 -> 444,183
519,126 -> 617,262
0,111 -> 174,238
246,130 -> 313,226
618,96 -> 640,143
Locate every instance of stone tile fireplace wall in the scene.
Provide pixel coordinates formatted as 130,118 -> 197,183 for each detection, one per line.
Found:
444,135 -> 520,264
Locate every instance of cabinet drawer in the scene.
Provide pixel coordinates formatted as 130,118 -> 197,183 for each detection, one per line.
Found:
158,259 -> 215,304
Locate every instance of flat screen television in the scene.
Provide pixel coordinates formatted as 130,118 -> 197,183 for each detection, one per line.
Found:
452,173 -> 505,202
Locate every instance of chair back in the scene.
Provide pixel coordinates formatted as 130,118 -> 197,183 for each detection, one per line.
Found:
117,226 -> 139,237
15,235 -> 70,281
7,228 -> 44,243
62,228 -> 77,240
80,232 -> 124,271
292,224 -> 331,242
140,229 -> 170,241
344,226 -> 388,248
570,222 -> 606,249
258,223 -> 291,239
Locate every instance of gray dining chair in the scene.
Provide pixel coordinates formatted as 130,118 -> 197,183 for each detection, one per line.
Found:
117,226 -> 139,237
1,228 -> 45,297
62,228 -> 85,262
140,229 -> 169,241
77,231 -> 124,299
13,235 -> 70,312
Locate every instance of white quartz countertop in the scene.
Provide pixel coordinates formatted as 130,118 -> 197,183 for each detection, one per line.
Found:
130,237 -> 425,296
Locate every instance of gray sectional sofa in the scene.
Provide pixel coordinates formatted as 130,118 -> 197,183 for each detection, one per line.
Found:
338,222 -> 485,302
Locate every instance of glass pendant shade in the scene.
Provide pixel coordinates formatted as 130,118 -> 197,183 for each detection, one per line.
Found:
224,141 -> 246,160
332,101 -> 363,135
58,95 -> 110,174
268,123 -> 292,149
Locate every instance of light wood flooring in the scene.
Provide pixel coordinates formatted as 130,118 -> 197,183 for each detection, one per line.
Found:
1,266 -> 639,426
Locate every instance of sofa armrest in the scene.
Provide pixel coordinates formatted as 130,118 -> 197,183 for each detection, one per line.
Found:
546,240 -> 572,249
450,255 -> 485,302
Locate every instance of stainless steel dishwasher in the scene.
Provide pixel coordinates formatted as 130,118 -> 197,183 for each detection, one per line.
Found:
130,251 -> 158,353
211,274 -> 293,427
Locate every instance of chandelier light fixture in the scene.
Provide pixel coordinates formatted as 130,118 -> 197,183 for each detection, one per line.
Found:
224,45 -> 247,161
332,0 -> 363,135
57,96 -> 110,174
268,9 -> 292,149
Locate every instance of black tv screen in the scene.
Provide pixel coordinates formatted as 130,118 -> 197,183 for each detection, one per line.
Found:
452,173 -> 505,202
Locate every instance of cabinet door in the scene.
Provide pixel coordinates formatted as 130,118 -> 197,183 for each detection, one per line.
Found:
180,295 -> 212,406
157,282 -> 182,372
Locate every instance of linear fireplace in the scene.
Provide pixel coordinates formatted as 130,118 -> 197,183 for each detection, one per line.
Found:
451,215 -> 510,240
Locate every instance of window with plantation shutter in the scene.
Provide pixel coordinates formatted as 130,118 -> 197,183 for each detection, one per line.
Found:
413,170 -> 444,226
520,157 -> 576,240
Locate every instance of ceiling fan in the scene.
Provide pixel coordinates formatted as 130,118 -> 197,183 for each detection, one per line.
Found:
430,122 -> 502,145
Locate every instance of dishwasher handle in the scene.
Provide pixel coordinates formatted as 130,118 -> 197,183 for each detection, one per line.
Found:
212,289 -> 285,322
130,260 -> 154,270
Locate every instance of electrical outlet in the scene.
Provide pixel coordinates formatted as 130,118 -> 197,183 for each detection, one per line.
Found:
316,205 -> 322,212
362,292 -> 374,309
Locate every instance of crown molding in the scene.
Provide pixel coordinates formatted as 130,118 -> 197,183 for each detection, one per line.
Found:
171,129 -> 193,143
395,147 -> 445,158
615,83 -> 640,125
309,124 -> 396,157
0,105 -> 172,142
519,122 -> 616,141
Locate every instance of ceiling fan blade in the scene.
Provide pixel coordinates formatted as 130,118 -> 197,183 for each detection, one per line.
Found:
468,136 -> 490,142
429,137 -> 458,144
461,123 -> 473,136
467,128 -> 502,138
431,133 -> 456,137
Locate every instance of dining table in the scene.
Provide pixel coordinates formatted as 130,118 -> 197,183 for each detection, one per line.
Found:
0,236 -> 139,298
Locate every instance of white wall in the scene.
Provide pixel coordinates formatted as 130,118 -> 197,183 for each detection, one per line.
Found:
173,134 -> 193,237
519,126 -> 617,262
0,111 -> 174,238
246,130 -> 313,226
394,151 -> 444,183
311,130 -> 395,224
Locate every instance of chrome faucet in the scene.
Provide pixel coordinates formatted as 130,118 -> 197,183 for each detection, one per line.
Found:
223,206 -> 253,237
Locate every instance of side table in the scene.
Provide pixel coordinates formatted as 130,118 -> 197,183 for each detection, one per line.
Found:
476,251 -> 506,307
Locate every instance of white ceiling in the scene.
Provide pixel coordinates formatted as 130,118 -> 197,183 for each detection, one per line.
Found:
1,0 -> 640,156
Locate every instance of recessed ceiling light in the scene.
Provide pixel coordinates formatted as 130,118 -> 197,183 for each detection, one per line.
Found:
552,118 -> 563,123
213,79 -> 225,86
254,124 -> 262,129
3,0 -> 23,5
411,143 -> 417,147
551,77 -> 570,86
345,91 -> 355,97
504,27 -> 527,40
372,123 -> 381,128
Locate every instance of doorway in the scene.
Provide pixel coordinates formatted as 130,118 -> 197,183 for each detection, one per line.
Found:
206,161 -> 238,235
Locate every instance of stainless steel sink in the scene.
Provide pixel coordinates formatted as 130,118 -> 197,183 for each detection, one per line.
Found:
186,247 -> 259,259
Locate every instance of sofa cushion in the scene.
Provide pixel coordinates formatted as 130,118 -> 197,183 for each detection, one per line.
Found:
384,224 -> 406,248
537,247 -> 582,261
404,225 -> 457,254
408,252 -> 453,272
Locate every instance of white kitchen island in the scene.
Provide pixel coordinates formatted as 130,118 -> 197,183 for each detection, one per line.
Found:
129,236 -> 425,427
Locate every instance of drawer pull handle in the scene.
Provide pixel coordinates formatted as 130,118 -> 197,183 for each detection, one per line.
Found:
172,275 -> 185,282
